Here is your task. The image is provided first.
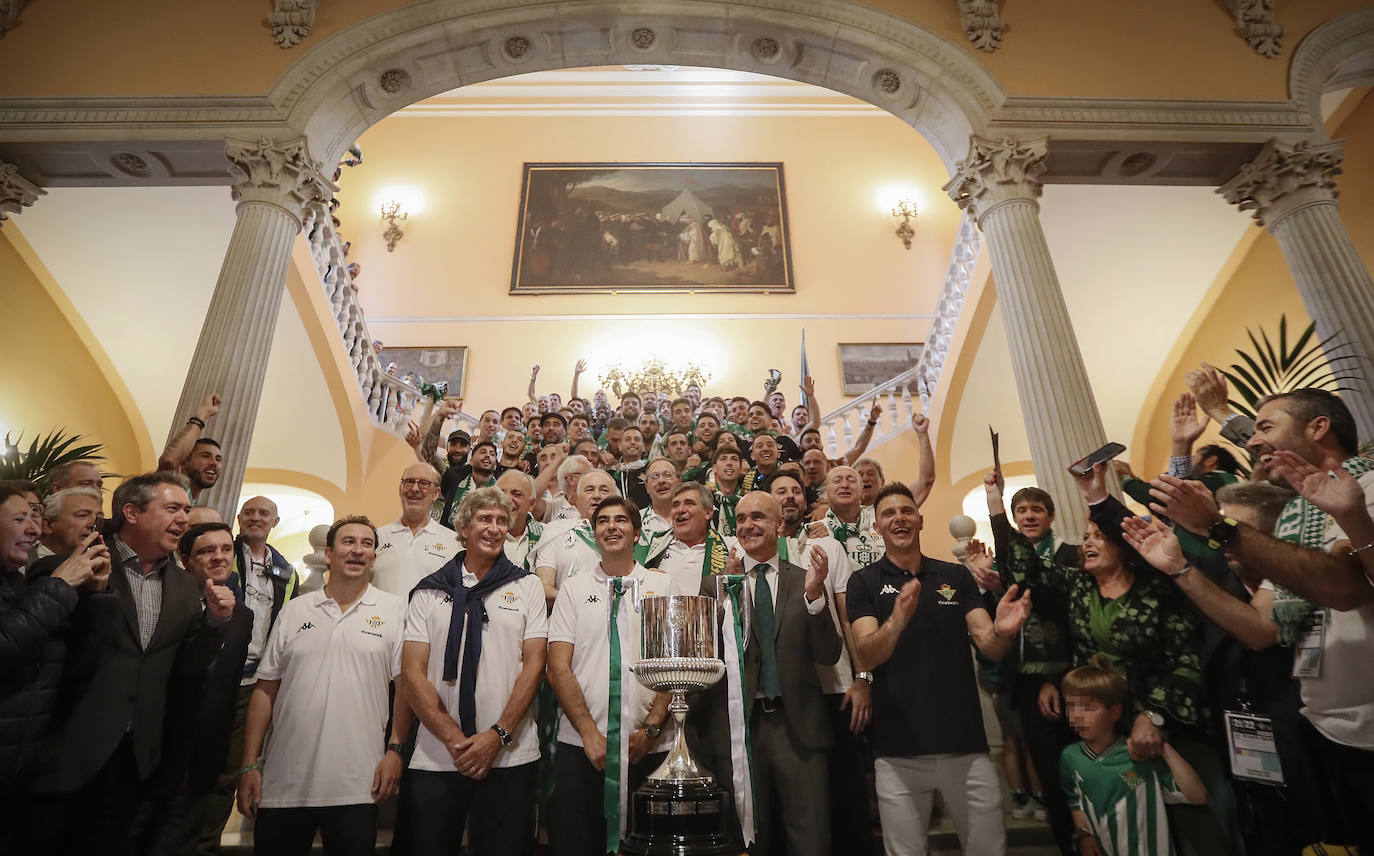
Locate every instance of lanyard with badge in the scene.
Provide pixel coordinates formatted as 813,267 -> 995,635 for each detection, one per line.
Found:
1223,684 -> 1285,786
1291,609 -> 1327,679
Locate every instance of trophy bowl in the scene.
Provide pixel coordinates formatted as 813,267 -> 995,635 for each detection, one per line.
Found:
622,594 -> 735,855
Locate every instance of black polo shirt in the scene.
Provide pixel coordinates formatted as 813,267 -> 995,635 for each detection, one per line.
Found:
845,554 -> 989,758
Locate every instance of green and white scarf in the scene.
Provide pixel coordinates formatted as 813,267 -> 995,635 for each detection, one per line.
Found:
1270,455 -> 1374,645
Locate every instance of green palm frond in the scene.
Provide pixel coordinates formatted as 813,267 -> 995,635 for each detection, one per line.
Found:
1220,317 -> 1362,420
0,428 -> 107,495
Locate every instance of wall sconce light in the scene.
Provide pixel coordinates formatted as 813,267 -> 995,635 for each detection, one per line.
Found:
380,200 -> 408,252
891,198 -> 917,250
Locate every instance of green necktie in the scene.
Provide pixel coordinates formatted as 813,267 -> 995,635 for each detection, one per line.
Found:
753,565 -> 782,700
605,578 -> 625,854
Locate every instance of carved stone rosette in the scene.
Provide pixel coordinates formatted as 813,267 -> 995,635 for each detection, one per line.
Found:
225,136 -> 335,225
942,135 -> 1048,223
958,0 -> 1005,52
1217,138 -> 1343,227
1230,0 -> 1282,58
0,159 -> 45,227
270,0 -> 318,49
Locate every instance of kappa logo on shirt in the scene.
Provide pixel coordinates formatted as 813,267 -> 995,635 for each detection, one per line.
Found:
879,584 -> 900,596
442,594 -> 453,604
298,621 -> 315,632
378,542 -> 394,551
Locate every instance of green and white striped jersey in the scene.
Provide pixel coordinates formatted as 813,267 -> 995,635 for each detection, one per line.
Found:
1061,739 -> 1188,856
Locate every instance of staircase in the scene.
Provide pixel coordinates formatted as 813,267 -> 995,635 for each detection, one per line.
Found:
816,213 -> 980,459
300,202 -> 477,436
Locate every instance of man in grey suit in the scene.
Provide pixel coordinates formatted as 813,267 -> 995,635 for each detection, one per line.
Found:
692,491 -> 841,856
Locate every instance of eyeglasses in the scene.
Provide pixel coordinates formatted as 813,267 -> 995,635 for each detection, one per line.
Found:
400,478 -> 438,489
646,471 -> 679,482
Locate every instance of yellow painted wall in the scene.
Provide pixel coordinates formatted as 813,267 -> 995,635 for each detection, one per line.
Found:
340,111 -> 949,415
1136,90 -> 1374,473
0,0 -> 1364,101
0,231 -> 144,490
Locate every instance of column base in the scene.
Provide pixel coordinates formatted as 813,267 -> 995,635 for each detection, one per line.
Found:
620,778 -> 737,856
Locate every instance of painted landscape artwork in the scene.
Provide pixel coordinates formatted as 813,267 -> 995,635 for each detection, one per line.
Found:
511,163 -> 794,294
839,343 -> 924,395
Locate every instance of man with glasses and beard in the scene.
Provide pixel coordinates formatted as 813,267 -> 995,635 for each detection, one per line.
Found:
374,464 -> 462,599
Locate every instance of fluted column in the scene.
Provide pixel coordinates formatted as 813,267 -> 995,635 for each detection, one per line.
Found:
1219,138 -> 1374,440
944,136 -> 1107,537
169,137 -> 334,520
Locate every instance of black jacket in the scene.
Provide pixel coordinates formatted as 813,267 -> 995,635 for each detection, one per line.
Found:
29,547 -> 224,792
0,569 -> 83,792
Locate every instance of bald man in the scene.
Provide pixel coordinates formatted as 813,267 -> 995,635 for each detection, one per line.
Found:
535,468 -> 619,605
372,462 -> 462,599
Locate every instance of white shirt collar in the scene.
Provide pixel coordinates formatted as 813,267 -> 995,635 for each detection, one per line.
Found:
743,552 -> 780,576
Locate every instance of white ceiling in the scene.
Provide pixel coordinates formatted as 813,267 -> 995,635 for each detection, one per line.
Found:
14,186 -> 349,492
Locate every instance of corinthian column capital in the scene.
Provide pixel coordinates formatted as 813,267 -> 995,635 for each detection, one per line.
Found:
942,135 -> 1048,223
0,159 -> 45,227
1218,138 -> 1344,228
226,136 -> 335,225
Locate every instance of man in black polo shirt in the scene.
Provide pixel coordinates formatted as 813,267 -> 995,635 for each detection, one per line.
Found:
845,483 -> 1032,856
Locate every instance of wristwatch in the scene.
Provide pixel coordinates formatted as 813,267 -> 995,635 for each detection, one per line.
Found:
385,741 -> 406,755
1207,516 -> 1240,551
855,672 -> 874,685
642,721 -> 663,740
1144,710 -> 1166,728
491,723 -> 514,748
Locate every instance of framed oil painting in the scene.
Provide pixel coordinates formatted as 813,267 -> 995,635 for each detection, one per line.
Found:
377,346 -> 468,399
838,343 -> 924,395
511,162 -> 794,294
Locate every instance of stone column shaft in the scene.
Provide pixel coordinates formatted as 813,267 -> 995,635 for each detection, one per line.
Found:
169,137 -> 333,520
1221,139 -> 1374,440
946,136 -> 1107,537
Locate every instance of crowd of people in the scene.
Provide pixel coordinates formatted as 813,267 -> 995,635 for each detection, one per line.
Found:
2,358 -> 1372,856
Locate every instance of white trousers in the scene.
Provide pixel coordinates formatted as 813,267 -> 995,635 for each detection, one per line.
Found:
874,753 -> 1006,856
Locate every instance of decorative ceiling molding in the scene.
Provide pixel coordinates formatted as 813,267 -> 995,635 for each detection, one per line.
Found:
957,0 -> 1005,53
0,0 -> 27,39
1230,0 -> 1282,58
270,0 -> 318,49
0,158 -> 45,227
1289,8 -> 1374,124
365,312 -> 935,324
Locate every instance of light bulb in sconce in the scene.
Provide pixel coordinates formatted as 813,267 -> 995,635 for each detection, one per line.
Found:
380,200 -> 408,252
891,198 -> 918,250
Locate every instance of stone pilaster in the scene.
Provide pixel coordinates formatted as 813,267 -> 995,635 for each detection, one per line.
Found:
944,136 -> 1108,537
169,136 -> 334,520
0,159 -> 44,227
1220,138 -> 1374,441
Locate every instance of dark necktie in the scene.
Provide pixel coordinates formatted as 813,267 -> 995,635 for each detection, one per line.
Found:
753,564 -> 782,700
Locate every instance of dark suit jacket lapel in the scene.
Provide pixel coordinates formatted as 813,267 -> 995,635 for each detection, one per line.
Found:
773,562 -> 794,640
109,559 -> 141,644
148,562 -> 194,652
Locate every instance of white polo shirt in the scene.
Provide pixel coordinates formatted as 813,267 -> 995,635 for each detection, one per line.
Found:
656,535 -> 738,596
547,565 -> 679,752
504,516 -> 543,571
404,568 -> 548,771
782,533 -> 856,694
541,492 -> 580,524
255,584 -> 405,808
534,518 -> 601,589
371,519 -> 460,600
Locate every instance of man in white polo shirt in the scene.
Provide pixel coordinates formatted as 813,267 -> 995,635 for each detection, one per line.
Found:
372,463 -> 461,599
236,515 -> 410,856
636,458 -> 679,566
535,468 -> 618,605
400,487 -> 548,854
548,496 -> 677,856
497,469 -> 543,571
654,482 -> 731,594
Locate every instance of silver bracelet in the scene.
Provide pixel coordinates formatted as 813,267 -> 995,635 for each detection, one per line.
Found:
1351,540 -> 1374,554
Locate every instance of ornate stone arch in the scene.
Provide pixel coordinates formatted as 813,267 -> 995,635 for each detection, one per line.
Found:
266,0 -> 1006,173
1289,6 -> 1374,135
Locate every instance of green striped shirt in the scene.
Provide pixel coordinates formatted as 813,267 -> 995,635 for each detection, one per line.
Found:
1061,739 -> 1186,856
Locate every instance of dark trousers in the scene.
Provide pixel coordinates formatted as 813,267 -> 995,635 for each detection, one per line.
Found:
406,762 -> 537,856
23,735 -> 145,855
195,681 -> 255,855
551,742 -> 666,856
746,702 -> 830,856
1011,674 -> 1075,856
825,692 -> 876,856
1301,714 -> 1374,852
254,803 -> 379,856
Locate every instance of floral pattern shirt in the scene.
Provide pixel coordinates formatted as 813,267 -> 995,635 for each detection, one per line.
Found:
991,513 -> 1205,729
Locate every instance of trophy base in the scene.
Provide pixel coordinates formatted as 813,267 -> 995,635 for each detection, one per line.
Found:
620,778 -> 737,856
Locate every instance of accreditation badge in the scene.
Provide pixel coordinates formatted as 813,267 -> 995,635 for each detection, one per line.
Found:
1223,711 -> 1284,785
1291,610 -> 1326,678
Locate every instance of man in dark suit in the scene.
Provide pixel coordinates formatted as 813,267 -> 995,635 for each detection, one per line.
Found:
25,471 -> 234,855
693,490 -> 841,856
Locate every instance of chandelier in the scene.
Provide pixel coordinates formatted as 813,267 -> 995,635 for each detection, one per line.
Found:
599,358 -> 712,398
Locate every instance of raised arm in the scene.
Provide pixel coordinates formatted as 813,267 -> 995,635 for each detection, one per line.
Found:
907,413 -> 935,507
418,400 -> 461,473
800,376 -> 822,431
986,473 -> 1075,596
1167,393 -> 1209,478
527,364 -> 540,403
841,402 -> 881,466
569,359 -> 586,402
159,392 -> 220,470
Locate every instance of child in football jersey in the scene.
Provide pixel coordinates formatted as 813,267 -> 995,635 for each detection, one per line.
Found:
1059,655 -> 1207,856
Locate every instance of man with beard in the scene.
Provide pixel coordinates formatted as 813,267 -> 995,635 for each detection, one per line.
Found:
442,441 -> 499,530
534,469 -> 619,605
373,463 -> 461,599
176,440 -> 223,504
499,429 -> 530,474
599,416 -> 629,459
768,472 -> 876,855
691,491 -> 839,856
611,426 -> 650,508
547,497 -> 676,856
725,397 -> 750,435
847,483 -> 1031,856
744,401 -> 801,462
158,393 -> 223,503
662,430 -> 693,475
619,393 -> 642,423
637,410 -> 663,458
541,412 -> 569,448
636,459 -> 679,567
